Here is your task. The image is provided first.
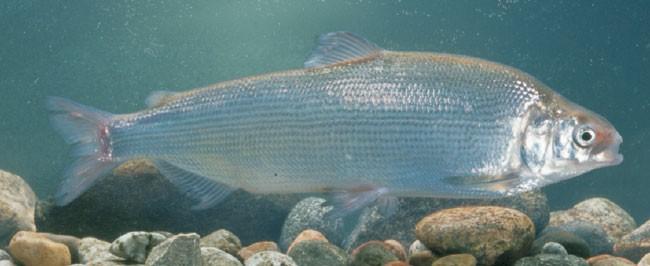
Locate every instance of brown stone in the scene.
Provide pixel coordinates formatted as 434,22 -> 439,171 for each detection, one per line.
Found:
9,231 -> 71,266
415,206 -> 534,266
586,254 -> 635,266
238,241 -> 279,261
383,239 -> 407,261
613,219 -> 650,262
113,159 -> 158,177
384,261 -> 409,266
287,229 -> 328,253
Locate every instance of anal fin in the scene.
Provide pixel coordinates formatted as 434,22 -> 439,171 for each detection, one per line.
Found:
327,185 -> 398,218
155,160 -> 235,210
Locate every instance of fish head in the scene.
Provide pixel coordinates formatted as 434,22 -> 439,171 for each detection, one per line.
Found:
522,95 -> 622,182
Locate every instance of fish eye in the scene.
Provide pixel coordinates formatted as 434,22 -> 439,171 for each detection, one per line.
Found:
574,125 -> 596,147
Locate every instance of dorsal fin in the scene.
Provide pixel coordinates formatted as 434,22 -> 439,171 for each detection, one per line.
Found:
304,31 -> 383,68
145,90 -> 177,108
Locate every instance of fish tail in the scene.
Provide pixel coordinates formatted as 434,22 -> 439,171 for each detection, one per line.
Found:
47,96 -> 121,206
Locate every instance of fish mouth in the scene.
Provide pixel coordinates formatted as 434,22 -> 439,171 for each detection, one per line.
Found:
594,131 -> 623,166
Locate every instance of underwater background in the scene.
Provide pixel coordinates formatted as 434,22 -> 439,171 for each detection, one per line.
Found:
0,0 -> 648,226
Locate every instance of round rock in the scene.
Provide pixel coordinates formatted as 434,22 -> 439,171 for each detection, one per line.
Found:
78,237 -> 122,264
244,251 -> 297,266
415,206 -> 534,266
144,233 -> 200,266
541,221 -> 613,254
287,240 -> 347,266
586,254 -> 635,266
8,231 -> 71,266
531,230 -> 590,258
514,254 -> 588,266
541,242 -> 568,256
200,229 -> 242,258
432,254 -> 477,266
613,219 -> 650,262
639,253 -> 650,266
0,170 -> 37,246
349,241 -> 400,266
201,247 -> 242,266
287,229 -> 328,253
110,231 -> 167,263
549,198 -> 635,243
238,241 -> 279,261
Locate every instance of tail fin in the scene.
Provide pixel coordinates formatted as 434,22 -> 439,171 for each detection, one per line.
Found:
47,96 -> 120,206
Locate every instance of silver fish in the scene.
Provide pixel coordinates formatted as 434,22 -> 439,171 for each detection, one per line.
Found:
48,32 -> 622,211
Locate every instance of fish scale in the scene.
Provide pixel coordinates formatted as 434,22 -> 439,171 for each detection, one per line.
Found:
47,32 -> 622,211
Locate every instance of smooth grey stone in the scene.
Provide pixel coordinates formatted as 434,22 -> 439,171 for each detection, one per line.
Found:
279,197 -> 345,250
79,237 -> 122,264
144,233 -> 201,266
201,247 -> 242,266
244,251 -> 297,266
514,254 -> 588,266
200,229 -> 242,258
287,240 -> 347,266
0,249 -> 10,261
541,242 -> 568,255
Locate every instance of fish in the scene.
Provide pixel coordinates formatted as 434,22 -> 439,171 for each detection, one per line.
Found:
47,31 -> 623,213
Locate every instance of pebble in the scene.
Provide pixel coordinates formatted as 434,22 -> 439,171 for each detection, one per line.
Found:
287,239 -> 348,266
639,253 -> 650,266
549,198 -> 636,243
0,249 -> 11,261
415,206 -> 534,266
586,254 -> 635,266
238,241 -> 280,261
383,240 -> 406,261
37,232 -> 81,263
531,230 -> 590,258
78,237 -> 122,263
109,231 -> 168,263
514,253 -> 588,266
432,254 -> 477,266
287,229 -> 328,253
87,260 -> 142,266
201,247 -> 242,266
144,233 -> 201,266
349,241 -> 400,266
384,261 -> 409,266
200,229 -> 242,258
541,221 -> 613,255
279,197 -> 345,250
540,242 -> 568,255
244,251 -> 297,266
613,219 -> 650,262
0,170 -> 37,246
8,231 -> 71,266
0,261 -> 14,266
408,240 -> 428,256
408,250 -> 437,266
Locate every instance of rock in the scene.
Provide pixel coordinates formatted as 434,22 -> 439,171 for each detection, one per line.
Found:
344,190 -> 548,249
0,261 -> 14,266
279,197 -> 345,250
144,233 -> 201,266
350,241 -> 400,266
586,254 -> 635,266
613,219 -> 650,262
514,254 -> 588,266
0,170 -> 37,246
287,240 -> 347,266
408,241 -> 437,266
38,160 -> 296,244
8,231 -> 71,266
37,232 -> 81,263
200,229 -> 242,258
531,230 -> 590,258
87,260 -> 143,266
0,250 -> 9,261
384,261 -> 409,266
79,237 -> 122,263
383,240 -> 406,261
540,242 -> 567,255
287,229 -> 328,253
639,253 -> 650,266
109,231 -> 168,263
415,206 -> 534,266
541,221 -> 613,255
549,198 -> 635,244
201,247 -> 242,266
244,251 -> 297,266
432,254 -> 477,266
238,241 -> 280,261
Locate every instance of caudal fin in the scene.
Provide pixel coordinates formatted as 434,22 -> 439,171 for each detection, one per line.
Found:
47,96 -> 120,206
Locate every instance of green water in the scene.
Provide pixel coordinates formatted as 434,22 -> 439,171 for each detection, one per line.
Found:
1,1 -> 648,221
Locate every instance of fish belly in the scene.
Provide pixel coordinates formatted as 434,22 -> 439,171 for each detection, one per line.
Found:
109,53 -> 540,197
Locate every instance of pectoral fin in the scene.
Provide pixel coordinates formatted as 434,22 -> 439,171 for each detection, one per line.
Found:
155,160 -> 235,210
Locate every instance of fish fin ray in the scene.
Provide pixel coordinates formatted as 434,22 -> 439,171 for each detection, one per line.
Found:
304,31 -> 383,68
145,90 -> 177,108
327,185 -> 394,218
47,96 -> 120,206
155,160 -> 234,210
